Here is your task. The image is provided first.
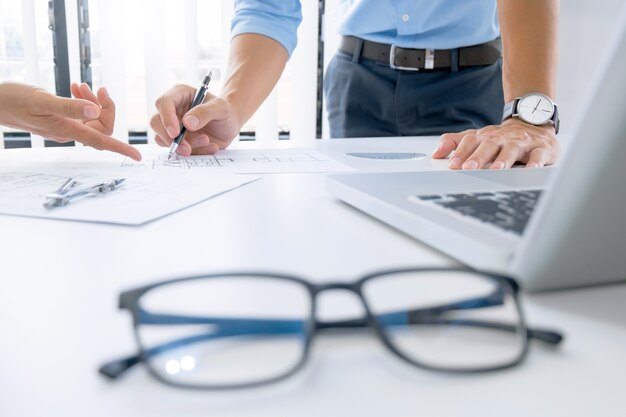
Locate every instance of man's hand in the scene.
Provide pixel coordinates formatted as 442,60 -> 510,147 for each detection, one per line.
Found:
432,119 -> 560,169
150,84 -> 241,157
0,82 -> 141,161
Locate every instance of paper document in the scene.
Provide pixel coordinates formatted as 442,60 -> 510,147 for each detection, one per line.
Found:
0,145 -> 347,226
0,167 -> 259,226
122,148 -> 355,174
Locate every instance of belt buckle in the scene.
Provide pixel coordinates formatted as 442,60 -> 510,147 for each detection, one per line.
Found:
389,45 -> 435,71
389,44 -> 419,71
424,48 -> 435,70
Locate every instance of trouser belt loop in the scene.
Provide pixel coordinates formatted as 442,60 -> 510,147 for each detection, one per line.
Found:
352,38 -> 364,63
451,48 -> 459,73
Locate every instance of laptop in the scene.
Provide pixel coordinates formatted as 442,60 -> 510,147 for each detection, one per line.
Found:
327,8 -> 626,292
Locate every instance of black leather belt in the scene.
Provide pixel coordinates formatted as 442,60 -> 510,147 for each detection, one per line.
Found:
339,36 -> 502,71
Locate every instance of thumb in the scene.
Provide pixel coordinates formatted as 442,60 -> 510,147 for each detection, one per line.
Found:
182,96 -> 230,131
34,93 -> 101,120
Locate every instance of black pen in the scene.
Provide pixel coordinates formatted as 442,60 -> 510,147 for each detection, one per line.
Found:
168,71 -> 213,160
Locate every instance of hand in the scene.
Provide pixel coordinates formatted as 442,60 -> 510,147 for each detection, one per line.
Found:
432,119 -> 560,170
151,84 -> 241,157
0,82 -> 141,161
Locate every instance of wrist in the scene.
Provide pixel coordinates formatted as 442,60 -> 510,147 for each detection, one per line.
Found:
0,82 -> 25,126
0,82 -> 11,120
501,117 -> 557,135
220,92 -> 247,131
502,93 -> 560,134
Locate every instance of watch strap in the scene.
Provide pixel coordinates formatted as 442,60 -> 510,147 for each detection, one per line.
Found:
502,99 -> 519,122
552,104 -> 560,134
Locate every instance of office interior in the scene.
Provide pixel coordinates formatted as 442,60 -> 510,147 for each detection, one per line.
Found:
1,1 -> 625,417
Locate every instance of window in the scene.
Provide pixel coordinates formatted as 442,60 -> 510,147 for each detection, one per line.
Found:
1,0 -> 323,148
0,0 -> 55,91
0,0 -> 56,147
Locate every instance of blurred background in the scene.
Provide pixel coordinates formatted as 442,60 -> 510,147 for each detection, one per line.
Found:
0,0 -> 624,148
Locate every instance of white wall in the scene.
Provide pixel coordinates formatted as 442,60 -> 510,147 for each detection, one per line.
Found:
558,0 -> 625,135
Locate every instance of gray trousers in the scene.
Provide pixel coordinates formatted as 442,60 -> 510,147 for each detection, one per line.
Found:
324,46 -> 504,138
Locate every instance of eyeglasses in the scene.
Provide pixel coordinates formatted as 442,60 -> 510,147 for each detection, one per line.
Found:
99,268 -> 563,390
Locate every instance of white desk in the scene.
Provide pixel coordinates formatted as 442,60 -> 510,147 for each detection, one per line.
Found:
1,137 -> 624,417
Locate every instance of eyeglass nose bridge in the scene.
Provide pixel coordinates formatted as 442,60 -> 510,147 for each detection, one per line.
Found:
310,281 -> 375,330
312,281 -> 360,294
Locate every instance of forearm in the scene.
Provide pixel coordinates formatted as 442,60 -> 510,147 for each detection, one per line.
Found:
498,0 -> 559,101
0,82 -> 31,128
221,34 -> 288,128
0,82 -> 16,126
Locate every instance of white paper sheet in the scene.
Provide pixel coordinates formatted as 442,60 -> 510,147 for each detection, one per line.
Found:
121,148 -> 355,174
0,167 -> 259,226
0,145 -> 349,226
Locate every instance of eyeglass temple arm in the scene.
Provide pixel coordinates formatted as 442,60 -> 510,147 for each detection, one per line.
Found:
372,289 -> 562,345
99,314 -> 561,381
316,316 -> 562,345
373,313 -> 563,344
99,315 -> 306,380
98,313 -> 305,379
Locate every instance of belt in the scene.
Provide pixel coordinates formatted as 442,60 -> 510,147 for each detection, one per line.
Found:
339,36 -> 502,71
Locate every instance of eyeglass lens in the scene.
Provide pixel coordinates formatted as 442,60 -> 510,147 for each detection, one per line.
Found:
362,270 -> 526,371
134,276 -> 312,388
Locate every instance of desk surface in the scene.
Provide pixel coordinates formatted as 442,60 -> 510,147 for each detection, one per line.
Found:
1,137 -> 624,417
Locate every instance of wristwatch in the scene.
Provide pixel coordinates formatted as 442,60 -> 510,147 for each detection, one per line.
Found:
502,93 -> 560,134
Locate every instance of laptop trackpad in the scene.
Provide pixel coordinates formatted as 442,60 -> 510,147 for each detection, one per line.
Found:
460,167 -> 554,188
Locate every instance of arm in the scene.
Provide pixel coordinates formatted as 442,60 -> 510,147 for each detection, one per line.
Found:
499,0 -> 559,101
0,82 -> 141,161
222,34 -> 288,131
151,35 -> 287,156
433,0 -> 560,170
151,0 -> 301,157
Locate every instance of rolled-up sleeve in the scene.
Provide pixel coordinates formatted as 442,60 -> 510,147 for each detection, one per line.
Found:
231,0 -> 302,57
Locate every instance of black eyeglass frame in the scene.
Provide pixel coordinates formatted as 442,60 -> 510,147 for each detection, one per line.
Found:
100,267 -> 564,390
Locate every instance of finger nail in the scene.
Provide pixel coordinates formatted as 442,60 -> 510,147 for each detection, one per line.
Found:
167,126 -> 178,139
449,157 -> 462,169
83,106 -> 98,119
527,162 -> 540,169
432,143 -> 442,156
463,160 -> 479,170
491,161 -> 505,170
184,115 -> 199,130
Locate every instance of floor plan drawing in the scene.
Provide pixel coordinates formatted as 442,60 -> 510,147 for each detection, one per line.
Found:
122,148 -> 354,174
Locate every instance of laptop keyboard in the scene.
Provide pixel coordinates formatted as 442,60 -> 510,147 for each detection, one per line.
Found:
415,189 -> 544,235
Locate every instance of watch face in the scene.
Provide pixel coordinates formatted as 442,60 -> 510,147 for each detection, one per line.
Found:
517,94 -> 555,125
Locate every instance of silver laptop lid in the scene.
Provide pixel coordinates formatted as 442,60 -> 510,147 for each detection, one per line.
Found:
512,5 -> 626,290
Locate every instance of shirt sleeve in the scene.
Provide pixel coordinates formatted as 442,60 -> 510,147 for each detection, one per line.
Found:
231,0 -> 303,57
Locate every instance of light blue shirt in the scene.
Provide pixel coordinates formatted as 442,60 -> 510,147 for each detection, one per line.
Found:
232,0 -> 500,57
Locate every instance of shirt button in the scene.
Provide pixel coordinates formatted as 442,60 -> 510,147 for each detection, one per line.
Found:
402,14 -> 410,22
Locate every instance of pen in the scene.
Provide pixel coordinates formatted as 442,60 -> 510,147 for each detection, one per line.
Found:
167,71 -> 213,160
